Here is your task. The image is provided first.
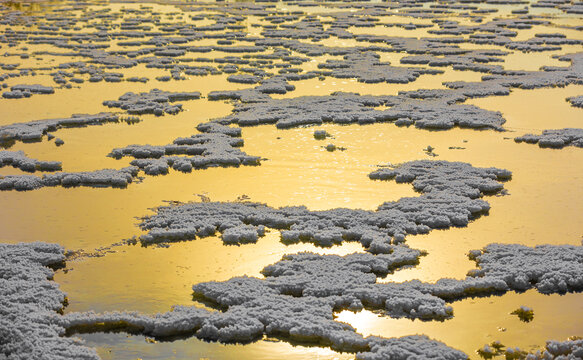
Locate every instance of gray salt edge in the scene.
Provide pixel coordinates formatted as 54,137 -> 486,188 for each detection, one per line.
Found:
2,239 -> 581,360
138,160 -> 511,253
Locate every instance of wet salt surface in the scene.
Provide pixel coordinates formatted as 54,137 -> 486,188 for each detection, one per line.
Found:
1,0 -> 583,358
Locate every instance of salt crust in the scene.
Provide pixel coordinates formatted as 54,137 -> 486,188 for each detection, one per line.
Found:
0,150 -> 61,172
0,167 -> 138,191
0,113 -> 120,143
0,242 -> 99,360
139,160 -> 511,252
108,128 -> 260,176
102,89 -> 201,116
210,91 -> 507,131
566,96 -> 583,108
514,128 -> 583,149
47,242 -> 583,358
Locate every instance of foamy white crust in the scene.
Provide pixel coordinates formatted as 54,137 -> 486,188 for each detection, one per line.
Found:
139,160 -> 510,252
0,242 -> 99,360
108,132 -> 260,175
0,113 -> 119,143
514,128 -> 583,149
0,167 -> 139,191
102,89 -> 201,116
212,91 -> 506,130
0,151 -> 61,172
54,242 -> 581,358
525,338 -> 583,359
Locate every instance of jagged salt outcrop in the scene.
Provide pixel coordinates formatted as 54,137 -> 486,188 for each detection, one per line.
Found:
514,128 -> 583,149
138,160 -> 511,252
0,242 -> 99,360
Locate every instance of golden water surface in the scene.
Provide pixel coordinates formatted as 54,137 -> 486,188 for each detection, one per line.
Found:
0,1 -> 582,359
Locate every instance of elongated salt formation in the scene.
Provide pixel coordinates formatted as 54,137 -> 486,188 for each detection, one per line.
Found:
0,113 -> 120,144
0,167 -> 139,191
514,128 -> 583,149
139,160 -> 510,252
0,242 -> 99,360
0,151 -> 61,172
103,89 -> 201,116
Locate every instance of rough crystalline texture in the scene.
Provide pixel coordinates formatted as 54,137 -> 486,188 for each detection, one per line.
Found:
317,51 -> 443,84
108,131 -> 260,175
0,242 -> 99,360
0,113 -> 120,144
525,338 -> 583,359
58,242 -> 582,358
0,167 -> 139,191
206,50 -> 583,132
212,92 -> 506,131
2,84 -> 54,99
514,128 -> 583,148
139,160 -> 511,252
566,96 -> 583,108
59,245 -> 468,357
102,89 -> 201,116
0,151 -> 61,172
468,244 -> 583,293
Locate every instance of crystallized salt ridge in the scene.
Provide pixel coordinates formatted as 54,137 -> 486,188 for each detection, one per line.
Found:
0,150 -> 61,172
567,96 -> 583,108
102,89 -> 201,116
317,51 -> 443,84
138,160 -> 510,252
2,84 -> 54,99
525,338 -> 583,359
59,246 -> 467,356
0,242 -> 99,360
514,128 -> 583,149
206,50 -> 583,132
211,91 -> 506,131
468,244 -> 583,294
57,243 -> 582,358
0,166 -> 139,191
108,132 -> 260,176
358,336 -> 469,360
0,113 -> 120,144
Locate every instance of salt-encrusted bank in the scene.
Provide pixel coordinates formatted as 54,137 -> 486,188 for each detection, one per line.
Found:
102,89 -> 201,116
1,0 -> 582,358
108,131 -> 260,176
0,151 -> 61,172
514,128 -> 583,149
0,167 -> 139,191
209,91 -> 507,130
0,242 -> 99,360
56,243 -> 582,358
0,113 -> 122,144
139,160 -> 510,252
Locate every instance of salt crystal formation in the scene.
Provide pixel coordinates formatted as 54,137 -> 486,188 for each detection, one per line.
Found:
211,92 -> 506,131
108,129 -> 260,175
139,160 -> 511,252
567,96 -> 583,108
102,89 -> 201,116
0,167 -> 139,191
2,84 -> 54,99
468,243 -> 583,293
313,130 -> 331,140
58,246 -> 468,357
0,242 -> 99,360
0,113 -> 120,144
514,128 -> 583,149
317,51 -> 443,84
56,242 -> 582,358
0,151 -> 61,172
525,338 -> 583,359
1,0 -> 583,358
